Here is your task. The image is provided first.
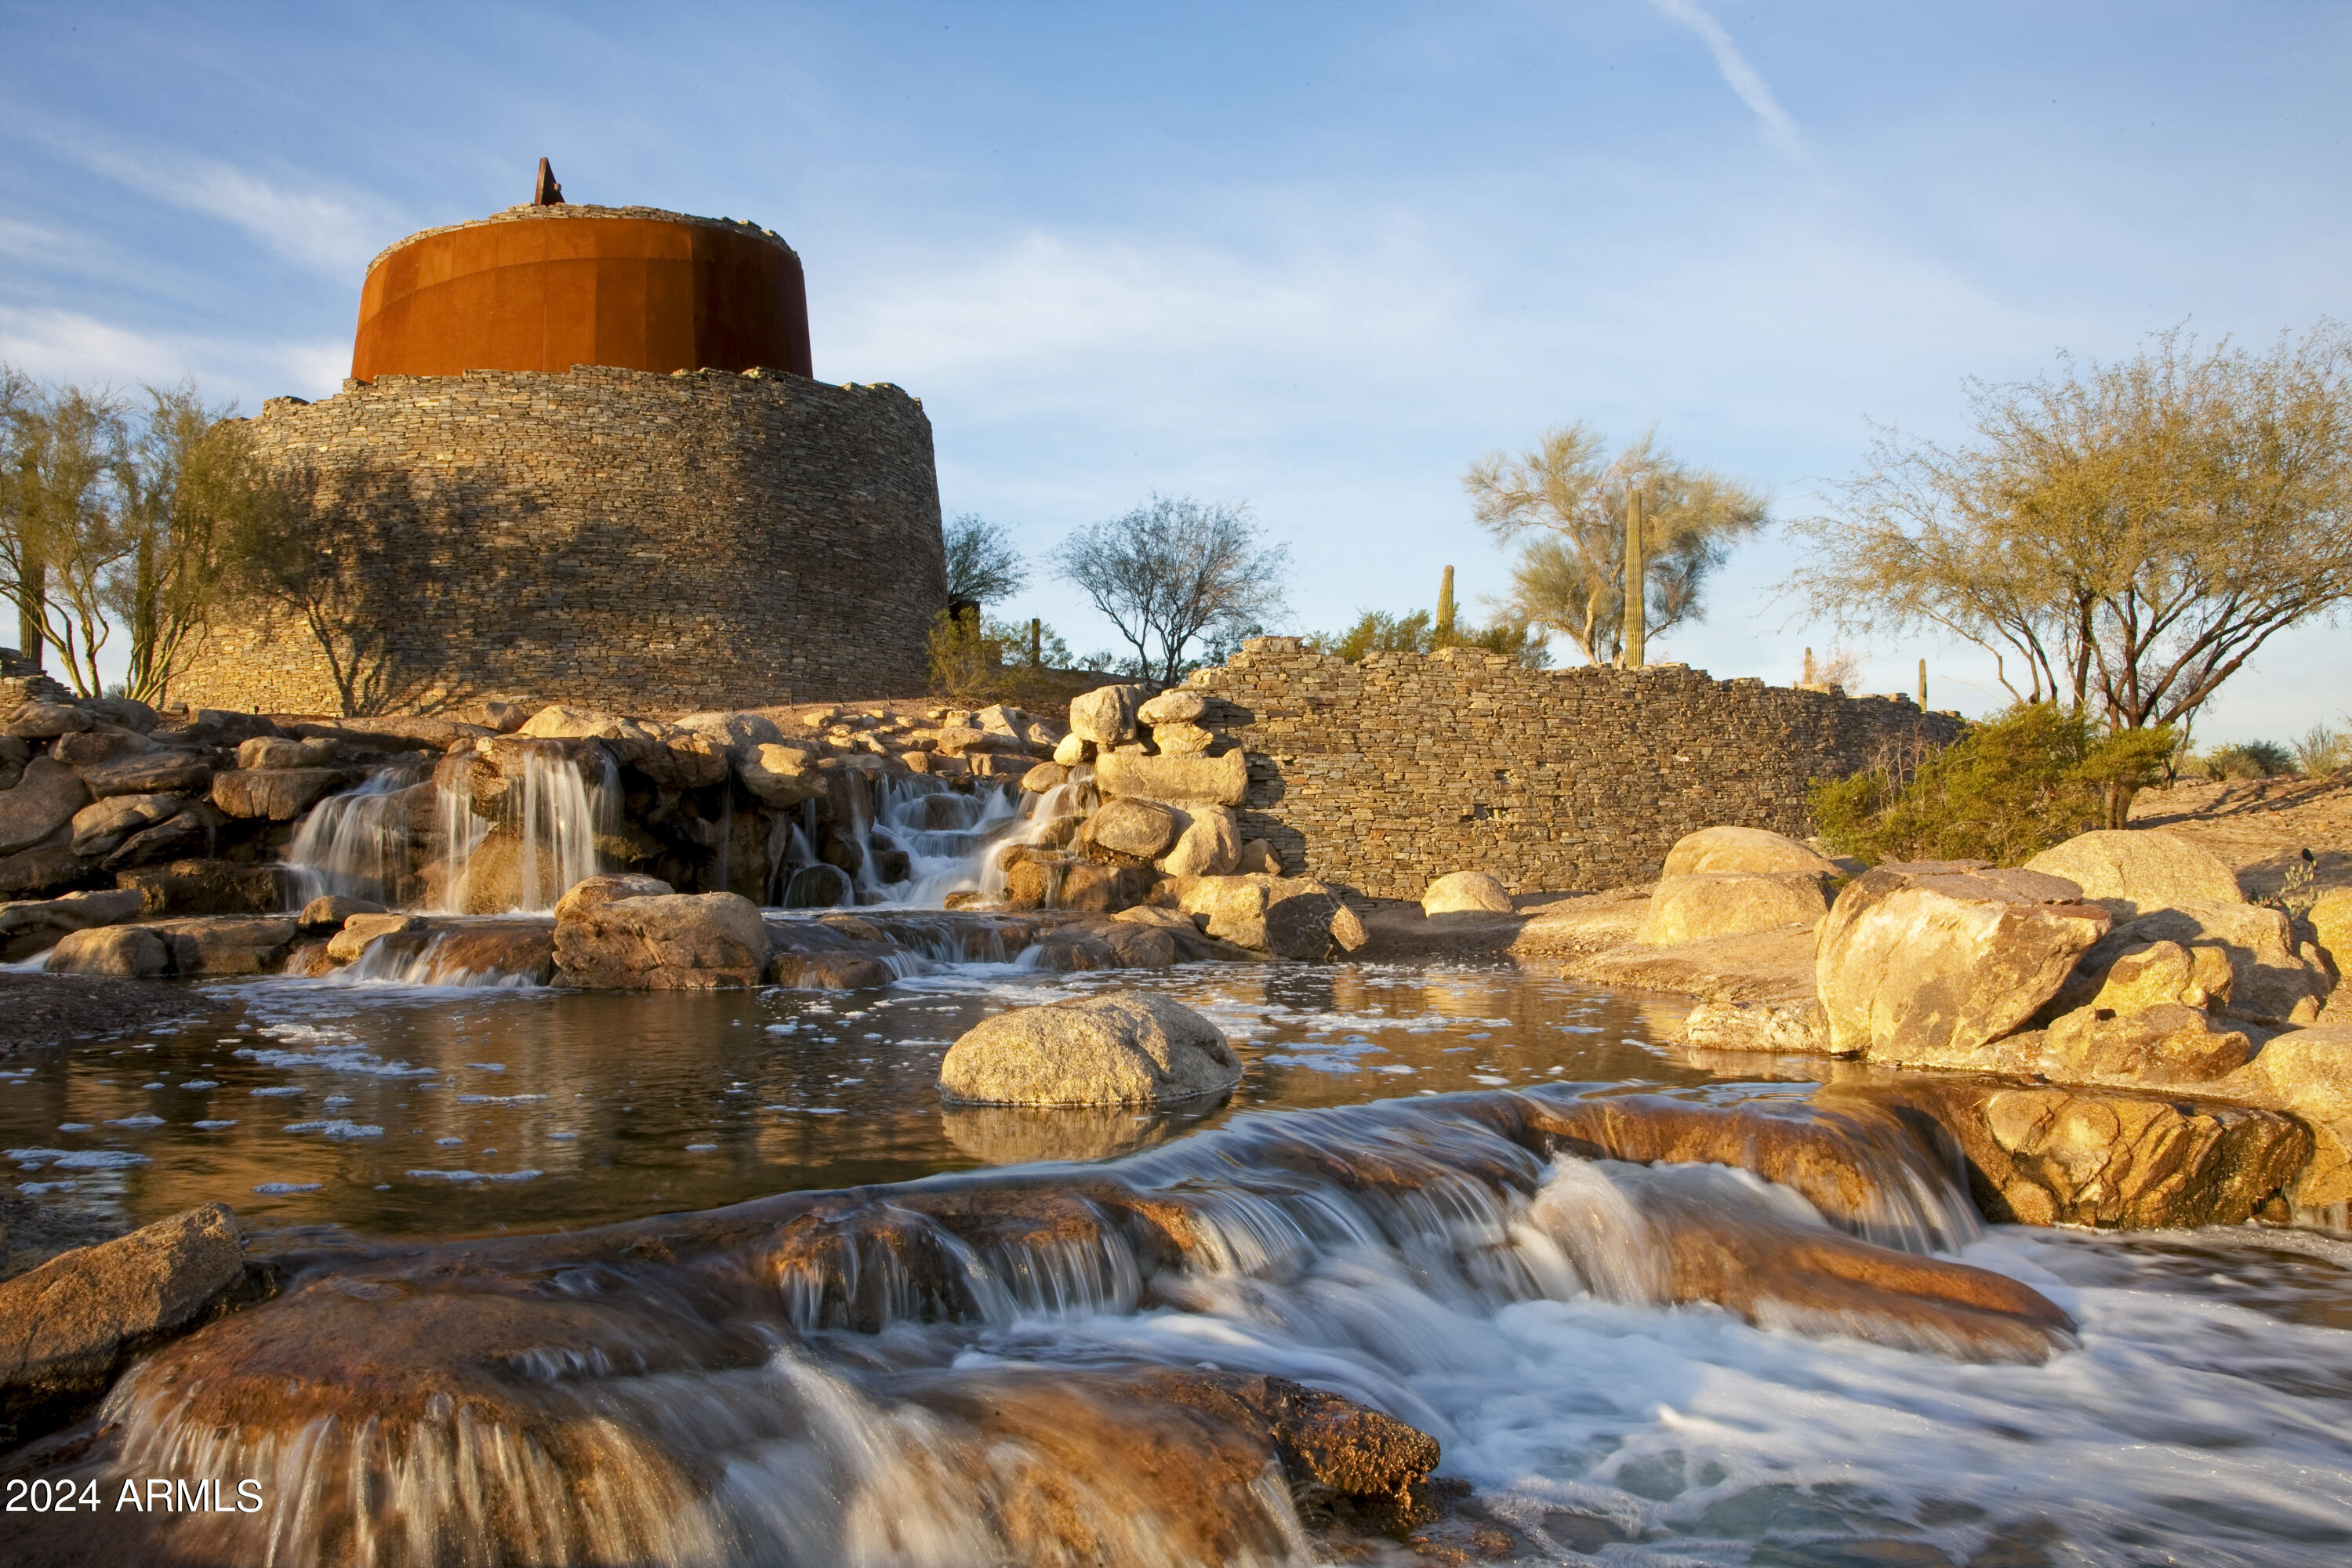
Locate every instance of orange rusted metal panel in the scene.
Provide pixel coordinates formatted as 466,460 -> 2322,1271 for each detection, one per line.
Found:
350,209 -> 813,380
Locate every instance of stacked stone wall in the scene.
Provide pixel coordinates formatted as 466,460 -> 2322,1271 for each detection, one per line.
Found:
173,365 -> 944,715
1192,639 -> 1964,898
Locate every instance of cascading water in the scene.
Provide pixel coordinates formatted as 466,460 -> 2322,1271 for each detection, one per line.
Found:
766,772 -> 1064,910
281,764 -> 430,909
56,1085 -> 2352,1567
434,742 -> 619,914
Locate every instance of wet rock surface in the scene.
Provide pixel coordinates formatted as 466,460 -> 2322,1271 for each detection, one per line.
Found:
0,1086 -> 2102,1567
0,1203 -> 245,1446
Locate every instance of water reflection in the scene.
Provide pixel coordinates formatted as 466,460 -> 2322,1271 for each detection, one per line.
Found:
2,961 -> 1708,1240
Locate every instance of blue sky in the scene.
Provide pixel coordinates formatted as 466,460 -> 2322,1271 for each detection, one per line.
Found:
3,2 -> 2347,740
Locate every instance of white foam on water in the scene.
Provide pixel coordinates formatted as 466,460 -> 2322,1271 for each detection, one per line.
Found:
405,1167 -> 544,1183
252,1181 -> 321,1195
9,1148 -> 151,1170
283,1119 -> 385,1140
938,1154 -> 2352,1566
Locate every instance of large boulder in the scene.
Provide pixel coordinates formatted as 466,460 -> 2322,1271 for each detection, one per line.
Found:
1265,880 -> 1368,960
325,913 -> 427,966
210,767 -> 342,821
1817,862 -> 2111,1062
1085,797 -> 1185,860
1421,870 -> 1512,915
1660,826 -> 1842,880
0,757 -> 91,854
1856,1080 -> 2308,1229
235,735 -> 340,771
2045,937 -> 2237,1018
5,702 -> 93,740
551,872 -> 676,923
673,710 -> 784,761
939,992 -> 1241,1105
2123,902 -> 2329,1025
148,916 -> 300,975
554,891 -> 769,989
0,1202 -> 244,1443
1179,873 -> 1366,956
0,887 -> 143,960
68,793 -> 184,859
1637,871 -> 1830,946
45,924 -> 172,978
1137,688 -> 1209,726
0,842 -> 96,900
49,726 -> 150,767
1068,684 -> 1149,747
1096,748 -> 1247,806
2034,1003 -> 2254,1085
739,743 -> 824,808
633,731 -> 731,789
116,858 -> 288,916
1160,804 -> 1241,877
1020,761 -> 1070,794
2312,887 -> 2352,980
2252,1025 -> 2352,1205
74,752 -> 212,804
1149,721 -> 1218,756
2023,828 -> 2245,919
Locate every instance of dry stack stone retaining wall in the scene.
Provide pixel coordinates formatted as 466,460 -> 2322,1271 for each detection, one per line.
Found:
1193,638 -> 1963,897
173,365 -> 944,715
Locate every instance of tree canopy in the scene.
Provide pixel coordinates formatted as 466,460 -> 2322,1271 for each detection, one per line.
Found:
941,513 -> 1027,607
1785,324 -> 2352,731
0,369 -> 294,701
1464,423 -> 1768,666
1052,494 -> 1290,686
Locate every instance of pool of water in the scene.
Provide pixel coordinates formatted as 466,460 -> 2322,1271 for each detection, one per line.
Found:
2,960 -> 1704,1241
10,960 -> 2352,1564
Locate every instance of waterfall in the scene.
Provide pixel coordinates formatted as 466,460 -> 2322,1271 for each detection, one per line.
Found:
82,1088 -> 2213,1568
514,746 -> 615,911
434,743 -> 618,915
760,776 -> 1046,911
282,764 -> 430,909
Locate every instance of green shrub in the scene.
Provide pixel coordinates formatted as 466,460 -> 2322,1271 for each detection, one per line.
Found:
2204,740 -> 2294,779
1809,704 -> 2174,866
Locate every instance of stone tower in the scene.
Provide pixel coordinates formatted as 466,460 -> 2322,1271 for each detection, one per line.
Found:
173,170 -> 945,716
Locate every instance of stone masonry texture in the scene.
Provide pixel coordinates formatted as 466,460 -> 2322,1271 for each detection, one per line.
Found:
173,365 -> 944,715
1192,639 -> 1965,898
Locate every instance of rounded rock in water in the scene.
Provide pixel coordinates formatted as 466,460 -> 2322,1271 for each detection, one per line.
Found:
940,992 -> 1241,1105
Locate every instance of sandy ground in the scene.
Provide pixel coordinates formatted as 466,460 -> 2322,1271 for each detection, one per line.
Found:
2129,770 -> 2352,898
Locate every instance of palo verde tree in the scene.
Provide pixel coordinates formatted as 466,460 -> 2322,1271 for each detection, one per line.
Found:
1053,493 -> 1291,686
1465,423 -> 1768,666
1786,323 -> 2352,731
0,368 -> 297,702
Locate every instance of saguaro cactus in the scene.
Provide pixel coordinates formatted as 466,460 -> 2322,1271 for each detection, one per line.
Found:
1436,565 -> 1457,644
1623,483 -> 1646,669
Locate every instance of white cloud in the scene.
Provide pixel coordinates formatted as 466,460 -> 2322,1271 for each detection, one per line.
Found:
1644,0 -> 1808,157
30,122 -> 394,277
0,306 -> 344,406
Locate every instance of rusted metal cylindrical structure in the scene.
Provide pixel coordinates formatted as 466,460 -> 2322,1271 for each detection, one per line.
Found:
350,205 -> 813,381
